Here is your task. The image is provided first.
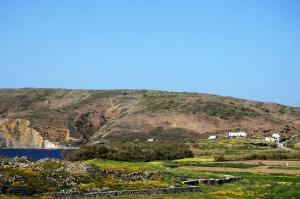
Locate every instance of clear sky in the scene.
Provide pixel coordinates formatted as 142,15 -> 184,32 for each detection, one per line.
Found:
0,0 -> 299,107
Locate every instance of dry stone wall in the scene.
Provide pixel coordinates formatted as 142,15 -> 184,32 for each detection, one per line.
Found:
49,186 -> 200,198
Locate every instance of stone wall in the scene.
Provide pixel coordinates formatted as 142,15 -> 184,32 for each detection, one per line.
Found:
0,187 -> 34,196
183,176 -> 243,186
49,186 -> 200,198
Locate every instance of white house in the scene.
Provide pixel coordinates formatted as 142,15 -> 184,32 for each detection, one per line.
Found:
265,137 -> 276,142
208,135 -> 217,140
228,131 -> 248,138
272,133 -> 281,140
147,138 -> 154,142
265,133 -> 281,143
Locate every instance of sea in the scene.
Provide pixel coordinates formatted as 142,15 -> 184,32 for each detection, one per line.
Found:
0,149 -> 74,160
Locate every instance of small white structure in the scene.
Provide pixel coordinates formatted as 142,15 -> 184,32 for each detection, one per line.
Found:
272,133 -> 281,140
265,137 -> 276,143
265,133 -> 281,143
147,138 -> 154,142
228,131 -> 247,138
208,135 -> 217,140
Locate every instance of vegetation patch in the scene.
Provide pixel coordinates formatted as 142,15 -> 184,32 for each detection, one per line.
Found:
164,162 -> 259,169
65,142 -> 193,162
294,143 -> 300,150
105,127 -> 201,142
190,138 -> 300,161
138,93 -> 259,120
225,151 -> 300,161
269,166 -> 300,170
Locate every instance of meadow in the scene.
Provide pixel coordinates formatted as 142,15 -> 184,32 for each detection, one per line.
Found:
1,137 -> 300,198
85,158 -> 300,199
81,137 -> 300,198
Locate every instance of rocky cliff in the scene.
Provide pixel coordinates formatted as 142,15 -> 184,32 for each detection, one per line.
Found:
0,119 -> 74,148
0,119 -> 44,148
0,88 -> 299,148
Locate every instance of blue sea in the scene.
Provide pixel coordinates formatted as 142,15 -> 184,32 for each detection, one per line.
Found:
0,149 -> 72,160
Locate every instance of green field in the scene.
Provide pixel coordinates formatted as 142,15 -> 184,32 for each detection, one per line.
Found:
190,138 -> 300,161
84,158 -> 300,199
82,138 -> 300,199
1,138 -> 300,198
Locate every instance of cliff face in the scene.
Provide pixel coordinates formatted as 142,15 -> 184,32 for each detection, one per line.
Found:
0,89 -> 299,148
0,119 -> 77,148
0,119 -> 44,148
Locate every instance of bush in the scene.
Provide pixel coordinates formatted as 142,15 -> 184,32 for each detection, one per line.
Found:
65,142 -> 193,162
294,143 -> 300,150
65,144 -> 112,161
214,154 -> 226,161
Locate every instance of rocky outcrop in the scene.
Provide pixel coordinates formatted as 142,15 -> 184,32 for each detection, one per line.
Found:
36,127 -> 73,143
0,187 -> 34,196
0,119 -> 75,148
0,156 -> 33,168
0,119 -> 44,148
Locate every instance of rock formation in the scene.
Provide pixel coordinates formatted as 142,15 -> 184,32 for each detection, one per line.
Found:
0,119 -> 44,148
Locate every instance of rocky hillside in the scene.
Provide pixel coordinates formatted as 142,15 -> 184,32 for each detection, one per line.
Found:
0,88 -> 299,148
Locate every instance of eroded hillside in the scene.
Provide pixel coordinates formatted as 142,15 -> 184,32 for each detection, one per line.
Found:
0,88 -> 299,148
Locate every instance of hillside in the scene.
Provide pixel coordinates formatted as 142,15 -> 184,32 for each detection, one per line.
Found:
0,88 -> 299,148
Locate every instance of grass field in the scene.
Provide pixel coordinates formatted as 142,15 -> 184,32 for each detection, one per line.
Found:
2,138 -> 300,198
83,138 -> 300,199
191,137 -> 300,161
164,161 -> 259,168
84,158 -> 300,199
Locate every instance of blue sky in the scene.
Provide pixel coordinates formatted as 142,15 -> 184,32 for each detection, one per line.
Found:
0,0 -> 299,106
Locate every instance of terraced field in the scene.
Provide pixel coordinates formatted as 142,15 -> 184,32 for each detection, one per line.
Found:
180,164 -> 300,174
1,138 -> 300,198
85,159 -> 300,199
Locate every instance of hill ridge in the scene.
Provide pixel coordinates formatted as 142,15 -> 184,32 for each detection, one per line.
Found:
0,88 -> 299,148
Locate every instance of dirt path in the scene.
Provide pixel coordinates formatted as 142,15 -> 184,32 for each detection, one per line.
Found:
179,165 -> 300,175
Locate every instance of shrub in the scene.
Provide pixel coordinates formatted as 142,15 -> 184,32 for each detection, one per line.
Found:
294,143 -> 300,150
65,142 -> 193,162
64,144 -> 112,161
214,154 -> 226,161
